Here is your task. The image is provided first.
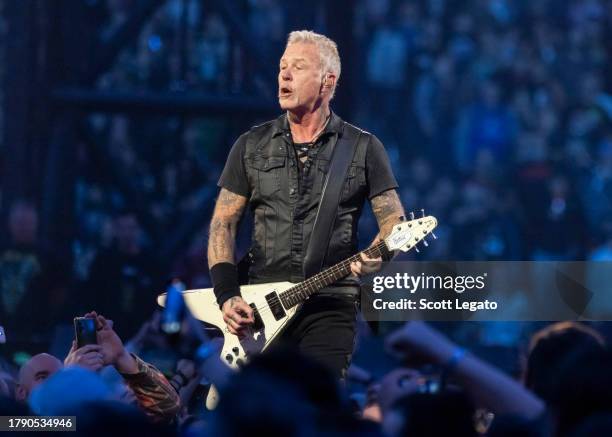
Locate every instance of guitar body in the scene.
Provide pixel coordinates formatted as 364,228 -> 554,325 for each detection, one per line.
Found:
158,281 -> 299,409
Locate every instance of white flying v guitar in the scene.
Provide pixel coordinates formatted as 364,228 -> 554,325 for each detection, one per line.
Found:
158,213 -> 437,409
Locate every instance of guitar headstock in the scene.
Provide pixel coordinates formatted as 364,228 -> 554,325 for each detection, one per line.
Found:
384,210 -> 438,253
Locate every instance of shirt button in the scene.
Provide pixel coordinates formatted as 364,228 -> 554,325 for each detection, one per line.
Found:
290,188 -> 296,194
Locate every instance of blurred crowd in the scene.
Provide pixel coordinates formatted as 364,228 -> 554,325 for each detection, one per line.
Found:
1,309 -> 612,436
95,0 -> 286,94
0,0 -> 5,154
2,0 -> 612,434
353,0 -> 612,262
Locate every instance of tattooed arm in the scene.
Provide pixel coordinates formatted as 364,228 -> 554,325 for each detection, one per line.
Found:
370,189 -> 406,246
208,188 -> 254,334
350,189 -> 405,276
207,188 -> 248,267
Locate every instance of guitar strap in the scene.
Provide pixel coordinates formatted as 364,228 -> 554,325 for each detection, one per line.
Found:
303,122 -> 363,279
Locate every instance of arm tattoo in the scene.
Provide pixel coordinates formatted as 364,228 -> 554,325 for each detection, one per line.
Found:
370,189 -> 406,242
207,188 -> 248,267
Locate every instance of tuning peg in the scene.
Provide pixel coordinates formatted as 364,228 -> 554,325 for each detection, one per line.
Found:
422,240 -> 429,247
414,245 -> 420,253
421,208 -> 425,217
409,211 -> 415,220
431,231 -> 437,240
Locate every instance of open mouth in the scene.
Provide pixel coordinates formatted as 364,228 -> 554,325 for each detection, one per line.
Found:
279,87 -> 292,97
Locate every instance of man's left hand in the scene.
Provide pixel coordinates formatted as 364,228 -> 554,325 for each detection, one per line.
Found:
349,252 -> 382,277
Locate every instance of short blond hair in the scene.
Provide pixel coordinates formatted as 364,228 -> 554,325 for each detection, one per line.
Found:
286,30 -> 341,97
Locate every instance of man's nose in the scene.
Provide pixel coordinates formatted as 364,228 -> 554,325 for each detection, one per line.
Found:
281,69 -> 292,81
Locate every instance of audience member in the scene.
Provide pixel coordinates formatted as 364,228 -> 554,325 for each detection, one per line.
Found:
84,213 -> 162,338
15,311 -> 180,423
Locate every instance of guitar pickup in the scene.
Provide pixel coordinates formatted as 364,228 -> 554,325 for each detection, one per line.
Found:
265,292 -> 286,321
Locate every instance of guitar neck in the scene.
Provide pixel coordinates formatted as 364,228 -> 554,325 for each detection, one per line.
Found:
279,240 -> 388,309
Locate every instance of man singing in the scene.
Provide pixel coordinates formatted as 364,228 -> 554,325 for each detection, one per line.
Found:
208,30 -> 404,378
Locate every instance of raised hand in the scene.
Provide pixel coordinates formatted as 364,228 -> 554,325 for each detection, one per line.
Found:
64,341 -> 104,372
83,311 -> 138,374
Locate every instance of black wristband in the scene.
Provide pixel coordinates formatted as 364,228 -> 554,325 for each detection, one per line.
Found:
210,262 -> 240,308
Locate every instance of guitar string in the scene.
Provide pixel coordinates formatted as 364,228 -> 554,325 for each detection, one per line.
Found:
243,242 -> 387,318
250,219 -> 432,316
242,222 -> 431,319
250,244 -> 384,316
244,259 -> 356,318
247,242 -> 386,318
241,259 -> 364,319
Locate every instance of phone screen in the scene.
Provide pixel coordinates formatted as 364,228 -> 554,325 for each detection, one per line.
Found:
74,318 -> 97,348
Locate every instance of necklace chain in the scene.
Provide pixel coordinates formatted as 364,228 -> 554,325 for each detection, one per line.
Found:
307,113 -> 330,143
291,112 -> 331,144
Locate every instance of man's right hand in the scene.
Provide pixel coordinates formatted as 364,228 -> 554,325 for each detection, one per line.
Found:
221,296 -> 255,336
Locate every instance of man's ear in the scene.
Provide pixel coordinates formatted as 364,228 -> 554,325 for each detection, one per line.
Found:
321,73 -> 336,94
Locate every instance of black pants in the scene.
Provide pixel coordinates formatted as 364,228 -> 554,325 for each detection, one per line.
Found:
278,295 -> 358,379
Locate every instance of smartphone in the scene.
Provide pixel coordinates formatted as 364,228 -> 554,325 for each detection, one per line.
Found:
74,317 -> 97,348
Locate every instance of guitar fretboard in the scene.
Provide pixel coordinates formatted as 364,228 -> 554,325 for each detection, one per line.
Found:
278,240 -> 388,309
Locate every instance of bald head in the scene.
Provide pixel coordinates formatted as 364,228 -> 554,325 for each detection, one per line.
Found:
16,353 -> 63,401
